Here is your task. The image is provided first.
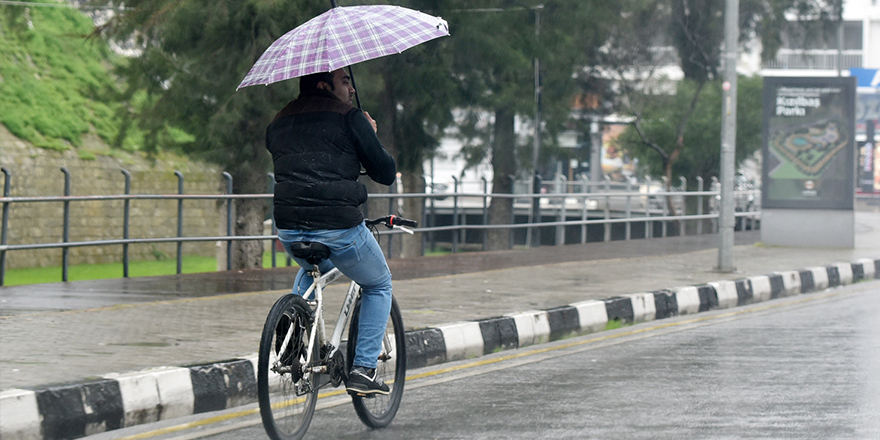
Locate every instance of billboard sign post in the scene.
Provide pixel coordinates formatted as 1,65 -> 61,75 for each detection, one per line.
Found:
760,76 -> 857,247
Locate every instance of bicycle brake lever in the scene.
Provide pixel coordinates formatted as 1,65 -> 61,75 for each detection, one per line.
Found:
396,226 -> 414,235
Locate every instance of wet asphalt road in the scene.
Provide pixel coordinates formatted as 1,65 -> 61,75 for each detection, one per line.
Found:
90,279 -> 880,440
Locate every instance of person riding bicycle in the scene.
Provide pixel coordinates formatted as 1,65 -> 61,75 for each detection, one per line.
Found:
266,68 -> 396,396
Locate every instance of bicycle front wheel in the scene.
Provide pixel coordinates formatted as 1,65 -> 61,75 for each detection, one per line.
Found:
346,294 -> 406,428
258,294 -> 320,440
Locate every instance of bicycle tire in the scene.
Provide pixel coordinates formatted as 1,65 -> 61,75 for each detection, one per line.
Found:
346,294 -> 406,428
258,294 -> 320,440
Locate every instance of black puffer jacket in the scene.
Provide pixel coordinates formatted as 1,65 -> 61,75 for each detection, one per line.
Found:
266,90 -> 396,230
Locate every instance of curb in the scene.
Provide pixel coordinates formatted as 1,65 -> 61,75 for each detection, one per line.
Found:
2,258 -> 878,440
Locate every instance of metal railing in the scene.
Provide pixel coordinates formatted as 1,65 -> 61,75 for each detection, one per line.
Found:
0,167 -> 762,285
762,49 -> 863,70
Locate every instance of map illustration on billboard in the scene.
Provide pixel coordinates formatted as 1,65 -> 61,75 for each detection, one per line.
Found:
761,77 -> 856,210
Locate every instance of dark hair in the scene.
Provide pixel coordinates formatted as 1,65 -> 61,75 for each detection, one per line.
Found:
299,71 -> 334,92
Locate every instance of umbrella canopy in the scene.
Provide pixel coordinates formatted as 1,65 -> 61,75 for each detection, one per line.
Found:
237,5 -> 449,90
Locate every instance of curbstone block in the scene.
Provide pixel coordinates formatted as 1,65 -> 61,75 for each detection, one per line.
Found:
35,379 -> 124,440
809,267 -> 830,291
437,321 -> 485,361
505,311 -> 551,348
698,285 -> 718,311
153,366 -> 197,421
651,290 -> 679,320
0,389 -> 41,440
673,286 -> 701,315
833,262 -> 853,285
188,359 -> 256,414
733,280 -> 753,306
799,269 -> 815,293
851,262 -> 865,282
624,293 -> 657,323
825,265 -> 841,287
478,316 -> 518,355
709,281 -> 738,308
603,297 -> 635,323
776,270 -> 802,296
570,300 -> 608,333
767,273 -> 786,299
405,328 -> 446,369
103,371 -> 162,427
855,258 -> 876,280
750,276 -> 772,303
545,305 -> 581,341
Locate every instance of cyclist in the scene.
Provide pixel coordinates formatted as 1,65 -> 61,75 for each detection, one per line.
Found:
266,68 -> 396,395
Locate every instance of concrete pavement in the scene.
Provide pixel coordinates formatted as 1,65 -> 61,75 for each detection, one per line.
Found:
2,209 -> 879,439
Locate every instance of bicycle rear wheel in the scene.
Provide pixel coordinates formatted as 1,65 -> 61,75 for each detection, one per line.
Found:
346,294 -> 406,428
258,294 -> 320,440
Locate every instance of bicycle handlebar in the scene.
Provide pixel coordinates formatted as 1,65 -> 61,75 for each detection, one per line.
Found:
364,215 -> 418,229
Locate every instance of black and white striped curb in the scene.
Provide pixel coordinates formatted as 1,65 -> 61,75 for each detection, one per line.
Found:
2,258 -> 878,440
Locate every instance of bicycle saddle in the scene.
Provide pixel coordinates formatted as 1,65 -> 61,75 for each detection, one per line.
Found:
289,242 -> 331,265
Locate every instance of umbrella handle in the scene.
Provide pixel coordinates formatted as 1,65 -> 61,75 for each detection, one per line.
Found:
347,65 -> 362,109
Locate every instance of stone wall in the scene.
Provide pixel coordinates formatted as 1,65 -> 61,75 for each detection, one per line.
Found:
1,126 -> 226,269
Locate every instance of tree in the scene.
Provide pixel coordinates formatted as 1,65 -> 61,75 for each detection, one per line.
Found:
438,0 -> 621,250
351,0 -> 457,258
615,75 -> 764,184
601,0 -> 843,206
93,0 -> 331,269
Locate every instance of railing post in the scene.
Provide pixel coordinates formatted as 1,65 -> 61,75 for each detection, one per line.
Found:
61,167 -> 71,282
696,176 -> 704,236
581,194 -> 588,245
661,176 -> 669,238
1,167 -> 10,286
481,177 -> 488,251
451,176 -> 459,254
532,174 -> 542,248
175,171 -> 184,274
387,183 -> 395,257
645,176 -> 653,239
625,178 -> 632,241
508,175 -> 515,250
121,169 -> 131,278
429,178 -> 436,253
268,173 -> 278,268
603,177 -> 611,242
679,176 -> 687,237
710,176 -> 720,234
556,174 -> 565,246
580,175 -> 588,243
223,172 -> 233,270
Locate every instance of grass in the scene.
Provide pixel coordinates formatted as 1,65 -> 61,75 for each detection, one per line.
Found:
0,1 -> 156,151
604,319 -> 631,331
1,252 -> 300,286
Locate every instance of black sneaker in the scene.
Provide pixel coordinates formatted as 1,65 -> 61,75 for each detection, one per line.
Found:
346,366 -> 390,396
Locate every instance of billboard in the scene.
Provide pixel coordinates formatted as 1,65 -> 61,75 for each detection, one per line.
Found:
761,77 -> 856,210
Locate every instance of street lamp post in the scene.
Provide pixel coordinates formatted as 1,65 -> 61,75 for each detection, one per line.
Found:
718,0 -> 739,272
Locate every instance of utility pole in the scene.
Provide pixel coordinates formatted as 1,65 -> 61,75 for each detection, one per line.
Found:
717,0 -> 739,272
527,4 -> 544,248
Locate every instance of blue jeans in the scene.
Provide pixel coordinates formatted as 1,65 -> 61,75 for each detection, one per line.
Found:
277,223 -> 392,370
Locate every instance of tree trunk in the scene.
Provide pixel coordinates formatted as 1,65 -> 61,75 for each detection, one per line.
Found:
486,107 -> 516,251
230,162 -> 268,270
663,79 -> 706,218
400,170 -> 424,258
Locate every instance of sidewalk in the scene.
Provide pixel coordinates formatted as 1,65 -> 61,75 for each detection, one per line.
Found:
2,211 -> 879,440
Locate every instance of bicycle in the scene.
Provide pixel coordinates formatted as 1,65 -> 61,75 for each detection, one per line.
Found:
257,215 -> 417,440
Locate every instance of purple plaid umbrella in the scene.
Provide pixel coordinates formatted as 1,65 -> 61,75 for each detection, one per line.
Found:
236,5 -> 449,91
